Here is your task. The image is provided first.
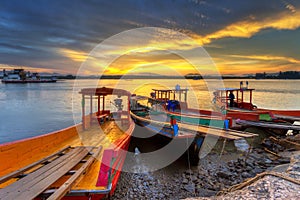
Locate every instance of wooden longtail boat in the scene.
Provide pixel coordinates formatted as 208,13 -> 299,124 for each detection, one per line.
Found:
213,82 -> 300,118
0,87 -> 134,200
213,82 -> 300,131
133,85 -> 300,135
130,95 -> 257,165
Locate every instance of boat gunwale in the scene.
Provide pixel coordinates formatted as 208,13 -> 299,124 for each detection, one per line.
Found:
0,124 -> 81,147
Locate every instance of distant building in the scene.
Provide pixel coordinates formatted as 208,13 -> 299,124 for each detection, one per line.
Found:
278,71 -> 300,79
255,72 -> 266,79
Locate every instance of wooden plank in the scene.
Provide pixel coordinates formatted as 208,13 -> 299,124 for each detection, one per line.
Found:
12,147 -> 92,200
221,128 -> 257,138
179,123 -> 241,140
0,147 -> 91,200
0,146 -> 70,184
47,146 -> 102,200
0,147 -> 83,198
236,120 -> 300,131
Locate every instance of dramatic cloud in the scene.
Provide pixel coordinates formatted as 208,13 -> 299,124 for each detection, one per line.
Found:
0,0 -> 299,75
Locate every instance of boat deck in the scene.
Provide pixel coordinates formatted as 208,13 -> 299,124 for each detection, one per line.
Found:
0,120 -> 131,198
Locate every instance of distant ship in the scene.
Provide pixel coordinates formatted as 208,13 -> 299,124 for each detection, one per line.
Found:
1,69 -> 57,83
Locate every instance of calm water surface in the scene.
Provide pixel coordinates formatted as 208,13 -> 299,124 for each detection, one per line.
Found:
0,79 -> 299,144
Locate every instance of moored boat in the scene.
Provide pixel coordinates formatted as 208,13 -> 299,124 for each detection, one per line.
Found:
1,69 -> 57,83
133,84 -> 300,137
130,91 -> 257,165
0,87 -> 134,199
213,81 -> 300,118
213,82 -> 300,132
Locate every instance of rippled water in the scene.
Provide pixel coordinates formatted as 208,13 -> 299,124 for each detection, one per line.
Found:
0,79 -> 299,144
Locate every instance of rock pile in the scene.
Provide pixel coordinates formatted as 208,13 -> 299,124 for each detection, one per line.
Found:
112,148 -> 290,199
185,153 -> 300,200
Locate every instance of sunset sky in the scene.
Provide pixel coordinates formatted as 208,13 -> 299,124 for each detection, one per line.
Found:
0,0 -> 300,76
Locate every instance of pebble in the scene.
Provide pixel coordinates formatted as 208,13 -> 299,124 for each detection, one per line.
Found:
112,145 -> 291,199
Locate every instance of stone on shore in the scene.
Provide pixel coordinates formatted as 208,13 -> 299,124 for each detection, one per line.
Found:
184,153 -> 300,200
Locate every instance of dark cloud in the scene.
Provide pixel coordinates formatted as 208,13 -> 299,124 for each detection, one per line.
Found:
0,0 -> 299,73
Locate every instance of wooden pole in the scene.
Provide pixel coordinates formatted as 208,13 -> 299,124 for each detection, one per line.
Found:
97,95 -> 100,115
179,91 -> 182,101
241,91 -> 244,104
102,96 -> 105,112
90,95 -> 93,125
90,95 -> 93,114
82,94 -> 85,130
250,90 -> 252,104
225,91 -> 228,108
128,94 -> 130,114
236,91 -> 239,107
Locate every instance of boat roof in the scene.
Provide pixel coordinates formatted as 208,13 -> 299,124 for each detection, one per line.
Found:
152,88 -> 188,92
216,88 -> 255,92
79,87 -> 131,96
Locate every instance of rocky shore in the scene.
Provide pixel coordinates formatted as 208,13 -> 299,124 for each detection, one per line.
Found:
112,149 -> 289,199
112,135 -> 295,199
185,153 -> 300,200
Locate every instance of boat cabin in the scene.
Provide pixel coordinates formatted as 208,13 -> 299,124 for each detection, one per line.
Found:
79,87 -> 131,129
214,84 -> 256,110
150,85 -> 189,111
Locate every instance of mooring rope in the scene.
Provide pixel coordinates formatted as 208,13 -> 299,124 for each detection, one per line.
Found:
186,137 -> 197,197
217,171 -> 300,196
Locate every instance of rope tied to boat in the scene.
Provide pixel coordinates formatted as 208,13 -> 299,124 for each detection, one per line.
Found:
217,171 -> 300,196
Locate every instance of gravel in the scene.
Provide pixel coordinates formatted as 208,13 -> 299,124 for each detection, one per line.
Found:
112,147 -> 289,199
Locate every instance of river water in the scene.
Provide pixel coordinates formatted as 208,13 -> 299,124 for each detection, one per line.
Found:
0,79 -> 299,144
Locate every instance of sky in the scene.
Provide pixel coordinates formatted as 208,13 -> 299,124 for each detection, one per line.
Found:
0,0 -> 300,76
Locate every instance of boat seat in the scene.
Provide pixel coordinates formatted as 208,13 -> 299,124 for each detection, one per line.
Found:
0,146 -> 102,200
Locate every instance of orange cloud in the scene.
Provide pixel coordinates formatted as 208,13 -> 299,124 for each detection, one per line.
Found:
212,53 -> 300,75
59,48 -> 89,62
105,52 -> 202,76
229,54 -> 300,64
190,10 -> 300,45
59,10 -> 300,76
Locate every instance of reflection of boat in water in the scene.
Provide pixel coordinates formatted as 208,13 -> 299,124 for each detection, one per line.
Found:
130,86 -> 257,165
0,87 -> 134,199
1,69 -> 57,83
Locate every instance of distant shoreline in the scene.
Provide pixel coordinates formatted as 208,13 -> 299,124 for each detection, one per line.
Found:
2,76 -> 300,80
1,70 -> 299,80
68,76 -> 300,80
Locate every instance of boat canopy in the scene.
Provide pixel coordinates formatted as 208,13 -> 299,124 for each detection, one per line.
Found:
79,87 -> 131,129
214,87 -> 256,110
152,88 -> 189,102
79,87 -> 131,96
